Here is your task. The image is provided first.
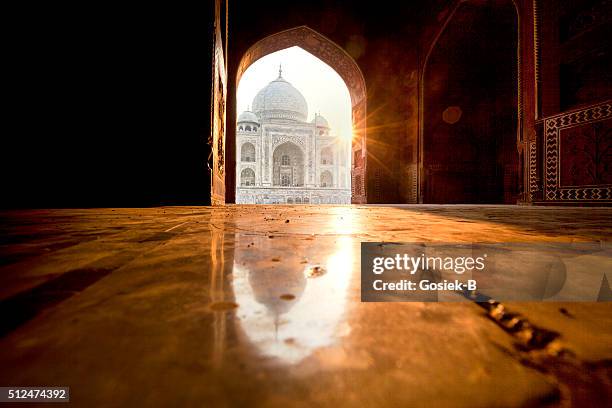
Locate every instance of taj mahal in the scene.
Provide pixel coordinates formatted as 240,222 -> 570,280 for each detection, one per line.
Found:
236,67 -> 351,204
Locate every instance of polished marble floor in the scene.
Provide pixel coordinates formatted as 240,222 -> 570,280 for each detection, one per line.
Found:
0,205 -> 611,407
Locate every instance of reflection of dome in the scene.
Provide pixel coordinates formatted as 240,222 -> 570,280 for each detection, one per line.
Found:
311,114 -> 329,128
238,110 -> 260,123
252,69 -> 308,122
248,267 -> 306,317
230,232 -> 354,365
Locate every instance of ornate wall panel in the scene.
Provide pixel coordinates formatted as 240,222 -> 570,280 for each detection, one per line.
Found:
529,140 -> 538,198
544,101 -> 612,202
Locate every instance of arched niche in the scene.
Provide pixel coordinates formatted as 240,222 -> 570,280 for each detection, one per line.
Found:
241,142 -> 255,162
320,170 -> 333,187
272,142 -> 305,186
419,0 -> 521,204
320,146 -> 333,165
241,168 -> 255,186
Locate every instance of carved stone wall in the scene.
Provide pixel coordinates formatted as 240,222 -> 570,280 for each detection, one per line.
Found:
533,0 -> 611,204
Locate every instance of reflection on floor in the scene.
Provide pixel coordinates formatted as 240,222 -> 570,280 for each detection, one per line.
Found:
0,205 -> 611,406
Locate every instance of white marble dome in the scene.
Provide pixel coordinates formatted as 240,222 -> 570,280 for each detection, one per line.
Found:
311,114 -> 329,128
238,110 -> 259,123
252,73 -> 308,122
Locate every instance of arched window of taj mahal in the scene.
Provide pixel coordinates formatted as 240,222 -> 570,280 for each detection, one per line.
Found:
321,147 -> 333,165
241,142 -> 255,162
320,170 -> 333,187
241,168 -> 255,186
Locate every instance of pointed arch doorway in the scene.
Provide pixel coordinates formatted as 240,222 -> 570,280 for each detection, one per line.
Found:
227,26 -> 367,204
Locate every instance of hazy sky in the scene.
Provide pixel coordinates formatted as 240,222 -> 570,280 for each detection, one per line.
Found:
237,46 -> 352,140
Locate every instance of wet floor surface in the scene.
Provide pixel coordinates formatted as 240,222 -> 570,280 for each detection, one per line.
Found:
0,205 -> 611,407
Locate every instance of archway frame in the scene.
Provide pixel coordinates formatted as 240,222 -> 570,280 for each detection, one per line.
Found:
234,25 -> 368,203
417,0 -> 524,204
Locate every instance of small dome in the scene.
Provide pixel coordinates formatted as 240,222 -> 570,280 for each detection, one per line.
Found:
238,110 -> 259,123
311,114 -> 329,128
252,69 -> 308,122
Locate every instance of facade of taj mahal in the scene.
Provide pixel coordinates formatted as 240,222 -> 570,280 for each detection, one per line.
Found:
235,67 -> 351,204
